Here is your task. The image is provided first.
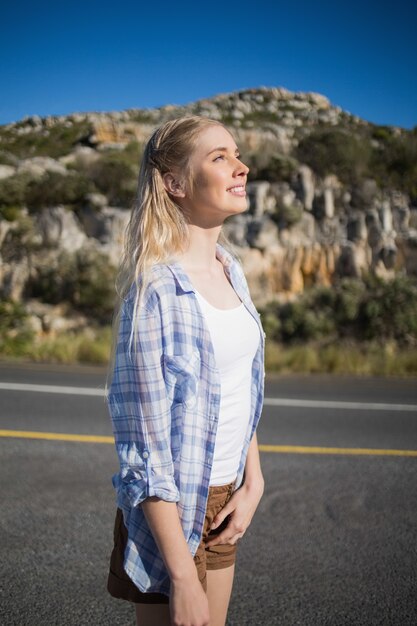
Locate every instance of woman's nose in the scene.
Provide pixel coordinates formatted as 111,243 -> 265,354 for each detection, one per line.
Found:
234,158 -> 249,177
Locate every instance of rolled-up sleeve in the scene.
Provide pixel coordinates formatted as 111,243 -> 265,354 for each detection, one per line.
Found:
107,294 -> 180,508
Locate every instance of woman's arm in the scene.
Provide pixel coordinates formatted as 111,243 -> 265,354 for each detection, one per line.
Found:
141,498 -> 210,626
109,294 -> 209,624
241,431 -> 265,492
205,432 -> 264,547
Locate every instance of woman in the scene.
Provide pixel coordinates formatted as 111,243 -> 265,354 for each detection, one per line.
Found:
106,115 -> 266,626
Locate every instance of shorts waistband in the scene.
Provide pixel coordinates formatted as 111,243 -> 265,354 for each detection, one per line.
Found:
208,480 -> 236,496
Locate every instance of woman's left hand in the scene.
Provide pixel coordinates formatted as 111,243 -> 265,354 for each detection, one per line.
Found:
205,480 -> 264,547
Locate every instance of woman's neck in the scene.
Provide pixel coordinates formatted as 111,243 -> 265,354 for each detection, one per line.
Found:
177,225 -> 222,273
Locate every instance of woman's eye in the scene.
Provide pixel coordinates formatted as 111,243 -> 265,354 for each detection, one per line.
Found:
213,154 -> 241,162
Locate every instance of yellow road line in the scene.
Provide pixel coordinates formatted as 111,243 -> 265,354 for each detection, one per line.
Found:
258,444 -> 417,457
0,429 -> 417,456
0,429 -> 114,444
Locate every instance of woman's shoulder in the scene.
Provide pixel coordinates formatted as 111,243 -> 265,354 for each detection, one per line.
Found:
125,263 -> 179,314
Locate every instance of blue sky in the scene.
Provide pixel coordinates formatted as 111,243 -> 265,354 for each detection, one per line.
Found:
1,0 -> 416,129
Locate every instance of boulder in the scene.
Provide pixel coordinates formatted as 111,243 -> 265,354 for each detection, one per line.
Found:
17,157 -> 68,179
25,299 -> 89,334
247,216 -> 280,251
0,258 -> 30,300
34,206 -> 86,251
246,181 -> 275,217
379,200 -> 394,233
0,164 -> 16,180
222,214 -> 249,248
59,146 -> 100,168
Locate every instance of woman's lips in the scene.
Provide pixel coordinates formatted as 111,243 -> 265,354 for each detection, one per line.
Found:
227,185 -> 246,197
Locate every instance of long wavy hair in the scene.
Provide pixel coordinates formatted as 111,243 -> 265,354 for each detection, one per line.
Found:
107,115 -> 240,384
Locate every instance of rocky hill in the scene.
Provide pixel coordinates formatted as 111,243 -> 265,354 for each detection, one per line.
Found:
0,86 -> 416,334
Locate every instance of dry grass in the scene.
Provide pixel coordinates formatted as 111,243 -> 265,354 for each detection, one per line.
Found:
265,339 -> 417,377
4,327 -> 113,365
1,328 -> 417,376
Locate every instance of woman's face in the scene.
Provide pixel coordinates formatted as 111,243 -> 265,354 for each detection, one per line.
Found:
179,124 -> 249,226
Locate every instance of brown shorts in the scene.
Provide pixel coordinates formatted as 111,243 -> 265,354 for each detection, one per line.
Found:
107,480 -> 237,604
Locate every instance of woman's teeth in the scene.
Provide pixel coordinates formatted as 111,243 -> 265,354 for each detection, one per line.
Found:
227,186 -> 245,195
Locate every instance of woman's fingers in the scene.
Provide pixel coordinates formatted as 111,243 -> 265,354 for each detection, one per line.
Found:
206,526 -> 244,547
206,513 -> 246,547
210,499 -> 236,531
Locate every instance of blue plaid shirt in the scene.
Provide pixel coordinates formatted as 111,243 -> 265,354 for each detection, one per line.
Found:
107,242 -> 265,596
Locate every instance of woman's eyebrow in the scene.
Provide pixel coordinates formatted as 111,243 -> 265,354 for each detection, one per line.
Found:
206,146 -> 240,156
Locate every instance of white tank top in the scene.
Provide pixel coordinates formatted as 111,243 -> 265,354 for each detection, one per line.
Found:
194,289 -> 260,486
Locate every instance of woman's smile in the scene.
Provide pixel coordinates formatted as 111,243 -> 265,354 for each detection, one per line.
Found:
226,184 -> 246,197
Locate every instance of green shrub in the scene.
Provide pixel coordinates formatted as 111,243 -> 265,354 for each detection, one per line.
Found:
0,205 -> 22,221
1,214 -> 38,261
370,128 -> 417,201
25,170 -> 95,212
245,150 -> 298,183
0,299 -> 34,356
259,155 -> 299,184
292,123 -> 417,201
274,203 -> 304,226
0,120 -> 93,159
296,128 -> 371,185
29,249 -> 117,323
0,172 -> 34,213
275,297 -> 337,343
72,248 -> 117,322
0,150 -> 18,166
371,126 -> 395,142
261,273 -> 417,347
333,278 -> 366,334
88,151 -> 137,206
357,273 -> 417,345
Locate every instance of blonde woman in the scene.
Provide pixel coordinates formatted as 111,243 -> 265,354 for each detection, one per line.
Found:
106,116 -> 266,626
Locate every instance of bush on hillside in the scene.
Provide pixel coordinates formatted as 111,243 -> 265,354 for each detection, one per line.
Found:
0,299 -> 34,355
370,128 -> 417,202
273,202 -> 304,227
28,248 -> 117,323
25,171 -> 95,212
87,150 -> 138,206
1,214 -> 39,260
243,141 -> 299,183
296,125 -> 417,201
0,120 -> 93,159
357,273 -> 417,344
295,128 -> 371,185
0,150 -> 19,167
261,273 -> 417,347
0,172 -> 34,218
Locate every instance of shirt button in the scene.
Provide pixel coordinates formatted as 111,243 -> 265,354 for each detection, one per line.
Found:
143,451 -> 149,459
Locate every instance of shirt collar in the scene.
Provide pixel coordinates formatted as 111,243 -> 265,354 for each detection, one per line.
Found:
167,243 -> 236,295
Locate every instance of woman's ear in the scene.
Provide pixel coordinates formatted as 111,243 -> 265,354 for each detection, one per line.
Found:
162,172 -> 186,198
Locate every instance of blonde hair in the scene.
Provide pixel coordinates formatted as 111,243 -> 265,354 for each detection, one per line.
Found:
107,115 -> 240,384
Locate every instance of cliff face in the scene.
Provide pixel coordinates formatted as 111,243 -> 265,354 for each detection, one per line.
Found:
0,86 -> 416,329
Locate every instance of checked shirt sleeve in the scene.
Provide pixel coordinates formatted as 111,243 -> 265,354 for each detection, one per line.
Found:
107,295 -> 180,509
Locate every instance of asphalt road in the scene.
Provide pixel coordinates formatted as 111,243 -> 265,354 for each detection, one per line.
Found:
0,361 -> 416,626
